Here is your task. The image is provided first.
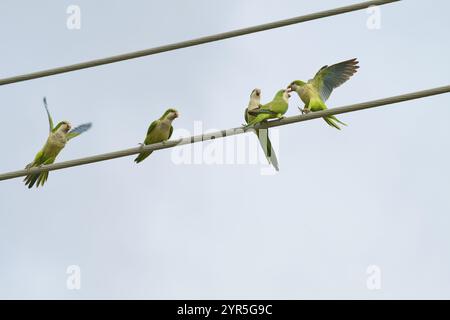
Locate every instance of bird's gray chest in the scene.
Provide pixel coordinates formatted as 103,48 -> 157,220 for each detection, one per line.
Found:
157,120 -> 172,138
159,121 -> 170,130
48,131 -> 67,148
299,84 -> 315,104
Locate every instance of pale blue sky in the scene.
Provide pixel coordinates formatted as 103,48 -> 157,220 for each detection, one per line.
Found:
0,0 -> 450,299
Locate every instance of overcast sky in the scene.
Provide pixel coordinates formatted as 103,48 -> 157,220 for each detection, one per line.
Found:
1,0 -> 450,299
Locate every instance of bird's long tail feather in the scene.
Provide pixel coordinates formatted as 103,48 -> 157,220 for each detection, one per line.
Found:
24,159 -> 53,188
323,115 -> 347,130
256,129 -> 279,171
24,170 -> 50,189
329,115 -> 347,126
37,171 -> 49,187
308,99 -> 347,130
134,151 -> 153,164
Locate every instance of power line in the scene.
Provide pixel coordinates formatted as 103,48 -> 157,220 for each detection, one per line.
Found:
0,0 -> 400,86
0,84 -> 448,182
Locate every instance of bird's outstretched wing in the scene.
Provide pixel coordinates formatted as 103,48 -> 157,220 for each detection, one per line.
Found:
43,97 -> 54,133
66,123 -> 92,141
311,58 -> 359,102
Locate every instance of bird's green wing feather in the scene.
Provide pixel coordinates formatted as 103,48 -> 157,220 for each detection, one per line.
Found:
311,58 -> 359,101
146,120 -> 158,136
244,108 -> 249,124
26,149 -> 45,169
43,97 -> 54,133
168,125 -> 173,139
66,123 -> 92,141
143,120 -> 159,144
248,108 -> 278,116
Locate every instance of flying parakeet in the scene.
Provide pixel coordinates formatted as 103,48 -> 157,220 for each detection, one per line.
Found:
134,108 -> 179,163
244,89 -> 290,127
24,97 -> 92,188
244,88 -> 279,171
288,58 -> 359,130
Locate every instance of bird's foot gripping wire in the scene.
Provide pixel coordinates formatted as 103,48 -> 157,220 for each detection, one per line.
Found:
299,106 -> 311,114
242,123 -> 258,132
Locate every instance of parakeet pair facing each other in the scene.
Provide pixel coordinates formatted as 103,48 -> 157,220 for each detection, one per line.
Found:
288,58 -> 359,130
24,97 -> 92,188
244,88 -> 281,171
244,88 -> 291,127
134,108 -> 179,163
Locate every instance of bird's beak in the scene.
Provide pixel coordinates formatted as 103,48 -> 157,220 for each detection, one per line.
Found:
286,86 -> 292,93
175,111 -> 179,118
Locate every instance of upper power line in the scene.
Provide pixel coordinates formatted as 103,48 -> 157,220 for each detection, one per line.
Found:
0,0 -> 400,86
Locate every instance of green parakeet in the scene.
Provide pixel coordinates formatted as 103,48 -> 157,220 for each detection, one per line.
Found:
244,88 -> 279,171
24,97 -> 92,188
134,108 -> 179,163
288,58 -> 359,130
245,89 -> 290,127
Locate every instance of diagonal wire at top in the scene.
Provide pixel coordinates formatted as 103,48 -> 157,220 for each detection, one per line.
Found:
0,0 -> 400,86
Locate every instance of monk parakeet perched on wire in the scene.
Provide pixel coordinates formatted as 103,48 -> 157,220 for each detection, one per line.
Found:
244,89 -> 290,128
287,58 -> 359,130
244,88 -> 279,171
24,97 -> 92,188
134,108 -> 179,163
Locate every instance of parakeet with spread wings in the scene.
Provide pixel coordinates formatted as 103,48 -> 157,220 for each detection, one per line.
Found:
288,58 -> 359,130
24,97 -> 92,188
